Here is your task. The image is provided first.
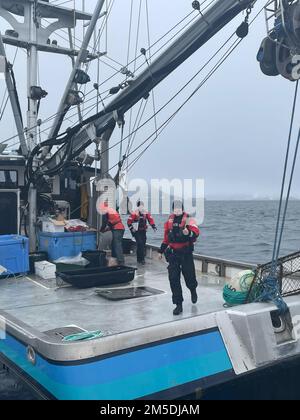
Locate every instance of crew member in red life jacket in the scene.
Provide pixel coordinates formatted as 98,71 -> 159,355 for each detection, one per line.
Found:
158,200 -> 200,316
99,202 -> 125,266
127,200 -> 157,265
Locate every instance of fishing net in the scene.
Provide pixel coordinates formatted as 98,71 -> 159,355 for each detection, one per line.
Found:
248,251 -> 300,301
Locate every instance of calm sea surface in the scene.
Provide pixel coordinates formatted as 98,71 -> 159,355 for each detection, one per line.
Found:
146,200 -> 300,265
2,200 -> 300,399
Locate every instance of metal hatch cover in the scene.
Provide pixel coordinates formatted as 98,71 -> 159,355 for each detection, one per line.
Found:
95,287 -> 164,301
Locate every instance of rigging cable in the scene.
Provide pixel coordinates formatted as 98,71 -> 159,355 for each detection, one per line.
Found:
23,2 -> 262,184
143,0 -> 158,151
255,81 -> 300,314
36,4 -> 261,177
77,3 -> 265,187
127,0 -> 145,166
0,48 -> 19,121
125,3 -> 263,171
0,5 -> 200,147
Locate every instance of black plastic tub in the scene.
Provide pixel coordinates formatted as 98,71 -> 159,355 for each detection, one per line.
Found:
82,250 -> 107,268
57,266 -> 136,289
29,252 -> 48,274
122,239 -> 134,255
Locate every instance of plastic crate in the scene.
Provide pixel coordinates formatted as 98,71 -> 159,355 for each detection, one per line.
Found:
38,231 -> 97,261
0,235 -> 29,275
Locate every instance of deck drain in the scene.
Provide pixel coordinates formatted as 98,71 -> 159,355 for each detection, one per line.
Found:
95,287 -> 164,301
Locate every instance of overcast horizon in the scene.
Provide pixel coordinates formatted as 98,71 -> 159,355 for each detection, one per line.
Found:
0,0 -> 299,200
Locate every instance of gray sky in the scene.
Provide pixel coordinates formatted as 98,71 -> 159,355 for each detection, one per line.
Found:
0,0 -> 298,199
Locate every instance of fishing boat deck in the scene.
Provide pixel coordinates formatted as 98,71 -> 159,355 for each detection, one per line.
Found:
0,256 -> 227,337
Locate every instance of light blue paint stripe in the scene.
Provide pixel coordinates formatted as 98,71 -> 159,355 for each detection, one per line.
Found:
0,340 -> 231,400
0,331 -> 233,400
85,350 -> 233,400
2,331 -> 228,386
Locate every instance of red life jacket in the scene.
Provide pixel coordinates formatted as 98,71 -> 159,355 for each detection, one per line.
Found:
108,212 -> 125,231
137,212 -> 147,231
128,211 -> 155,231
167,212 -> 191,247
167,212 -> 189,231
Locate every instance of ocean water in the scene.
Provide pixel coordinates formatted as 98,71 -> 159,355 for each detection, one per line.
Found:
2,200 -> 300,400
145,200 -> 300,265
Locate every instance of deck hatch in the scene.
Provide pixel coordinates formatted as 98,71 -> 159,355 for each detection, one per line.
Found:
43,326 -> 86,342
95,287 -> 164,301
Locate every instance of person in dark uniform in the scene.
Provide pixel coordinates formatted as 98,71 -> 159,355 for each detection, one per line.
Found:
127,201 -> 157,265
99,203 -> 125,266
158,201 -> 200,315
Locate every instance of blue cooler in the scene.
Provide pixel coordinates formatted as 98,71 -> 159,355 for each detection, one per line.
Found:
0,235 -> 29,275
38,231 -> 97,261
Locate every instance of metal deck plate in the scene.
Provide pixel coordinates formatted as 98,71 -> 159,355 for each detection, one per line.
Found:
0,257 -> 226,336
96,287 -> 164,301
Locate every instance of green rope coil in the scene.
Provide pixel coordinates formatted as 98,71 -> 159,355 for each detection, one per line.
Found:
223,271 -> 258,307
223,285 -> 248,307
63,331 -> 104,342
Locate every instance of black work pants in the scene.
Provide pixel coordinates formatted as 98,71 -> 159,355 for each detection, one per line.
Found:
135,230 -> 147,262
166,250 -> 198,305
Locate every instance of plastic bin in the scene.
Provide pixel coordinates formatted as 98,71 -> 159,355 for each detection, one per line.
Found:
38,231 -> 97,261
29,252 -> 48,274
57,266 -> 136,289
55,263 -> 85,273
123,238 -> 134,255
0,235 -> 29,275
82,250 -> 107,268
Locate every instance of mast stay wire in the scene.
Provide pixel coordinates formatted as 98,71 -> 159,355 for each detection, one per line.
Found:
49,3 -> 200,87
126,0 -> 135,163
127,39 -> 245,173
254,81 -> 300,314
36,3 -> 198,129
26,2 -> 263,175
0,48 -> 19,121
45,0 -> 207,94
127,0 -> 143,165
145,0 -> 158,151
126,98 -> 149,159
72,2 -> 264,188
125,3 -> 264,172
0,8 -> 197,146
0,2 -> 248,150
2,1 -> 256,154
28,27 -> 241,181
271,82 -> 299,273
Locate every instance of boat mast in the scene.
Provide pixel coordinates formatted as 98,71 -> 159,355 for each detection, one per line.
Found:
27,0 -> 39,251
48,0 -> 106,142
0,0 -> 96,251
27,0 -> 39,152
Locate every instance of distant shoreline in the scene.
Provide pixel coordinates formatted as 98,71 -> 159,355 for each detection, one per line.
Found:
205,199 -> 300,202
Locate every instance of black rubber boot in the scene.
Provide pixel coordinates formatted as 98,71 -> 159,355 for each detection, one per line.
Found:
191,289 -> 198,304
173,304 -> 183,316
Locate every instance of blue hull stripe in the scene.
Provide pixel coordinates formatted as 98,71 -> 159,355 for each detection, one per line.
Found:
0,330 -> 233,400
